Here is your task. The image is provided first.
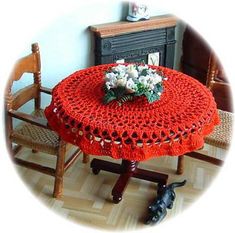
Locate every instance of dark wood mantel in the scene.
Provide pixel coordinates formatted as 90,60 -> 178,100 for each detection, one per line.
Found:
89,15 -> 178,67
90,15 -> 178,38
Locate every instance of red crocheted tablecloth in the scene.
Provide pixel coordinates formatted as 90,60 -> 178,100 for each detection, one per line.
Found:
45,64 -> 220,161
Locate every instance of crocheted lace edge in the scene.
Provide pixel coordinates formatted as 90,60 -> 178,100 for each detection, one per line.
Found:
45,106 -> 220,161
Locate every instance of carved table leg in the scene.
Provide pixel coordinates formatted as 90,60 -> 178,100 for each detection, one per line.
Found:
90,158 -> 168,204
112,160 -> 138,203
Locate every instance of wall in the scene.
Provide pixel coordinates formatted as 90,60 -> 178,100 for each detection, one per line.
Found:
10,1 -> 177,109
4,1 -> 185,126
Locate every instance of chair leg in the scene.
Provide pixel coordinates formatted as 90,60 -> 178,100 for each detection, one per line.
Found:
53,140 -> 66,198
82,153 -> 90,163
12,144 -> 19,154
177,155 -> 184,175
9,142 -> 18,158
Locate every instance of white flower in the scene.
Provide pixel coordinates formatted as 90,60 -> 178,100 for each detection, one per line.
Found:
153,74 -> 163,83
138,64 -> 149,73
116,75 -> 127,87
105,73 -> 118,89
126,78 -> 136,93
105,82 -> 112,90
147,67 -> 153,73
113,65 -> 126,73
148,84 -> 155,91
128,70 -> 138,79
138,76 -> 148,86
147,76 -> 156,84
105,72 -> 117,81
116,72 -> 128,79
126,64 -> 138,79
104,64 -> 165,101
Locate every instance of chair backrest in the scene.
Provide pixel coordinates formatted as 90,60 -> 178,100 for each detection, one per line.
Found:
206,53 -> 233,112
5,43 -> 42,112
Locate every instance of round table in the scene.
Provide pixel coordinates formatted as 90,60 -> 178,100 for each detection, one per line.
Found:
45,64 -> 220,203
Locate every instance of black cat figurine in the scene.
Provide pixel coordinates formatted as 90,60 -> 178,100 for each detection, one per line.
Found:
146,180 -> 187,225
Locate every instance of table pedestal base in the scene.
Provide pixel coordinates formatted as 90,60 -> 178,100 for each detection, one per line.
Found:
90,158 -> 168,204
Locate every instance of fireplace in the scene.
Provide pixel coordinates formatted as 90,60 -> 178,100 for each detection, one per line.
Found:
90,15 -> 177,68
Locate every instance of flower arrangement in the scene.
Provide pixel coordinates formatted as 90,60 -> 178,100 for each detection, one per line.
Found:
103,64 -> 167,105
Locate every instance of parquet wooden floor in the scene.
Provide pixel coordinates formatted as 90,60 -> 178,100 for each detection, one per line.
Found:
15,144 -> 226,231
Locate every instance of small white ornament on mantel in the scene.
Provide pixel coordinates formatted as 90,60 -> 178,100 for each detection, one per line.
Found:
126,1 -> 150,22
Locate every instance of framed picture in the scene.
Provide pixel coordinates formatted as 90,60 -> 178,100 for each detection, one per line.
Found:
148,52 -> 160,66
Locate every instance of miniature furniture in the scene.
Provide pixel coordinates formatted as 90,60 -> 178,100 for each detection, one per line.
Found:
181,26 -> 232,112
176,54 -> 233,174
90,15 -> 177,67
45,64 -> 219,203
5,43 -> 89,198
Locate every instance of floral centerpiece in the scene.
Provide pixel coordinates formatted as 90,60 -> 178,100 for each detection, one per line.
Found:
103,63 -> 167,105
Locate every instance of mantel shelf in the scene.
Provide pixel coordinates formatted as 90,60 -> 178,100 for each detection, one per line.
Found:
90,15 -> 178,38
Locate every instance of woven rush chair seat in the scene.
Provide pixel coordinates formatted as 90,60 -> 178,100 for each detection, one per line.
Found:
10,109 -> 59,155
5,43 -> 89,198
176,53 -> 233,174
205,110 -> 233,149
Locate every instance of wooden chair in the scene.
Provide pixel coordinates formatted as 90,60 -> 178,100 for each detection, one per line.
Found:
5,43 -> 89,197
176,53 -> 233,174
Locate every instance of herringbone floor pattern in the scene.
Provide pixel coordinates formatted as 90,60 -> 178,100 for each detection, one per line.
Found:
15,144 -> 226,231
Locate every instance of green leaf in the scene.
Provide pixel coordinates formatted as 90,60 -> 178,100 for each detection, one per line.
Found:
103,84 -> 109,93
103,90 -> 116,104
154,83 -> 163,93
135,83 -> 148,96
145,92 -> 160,103
112,70 -> 119,74
140,69 -> 148,76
